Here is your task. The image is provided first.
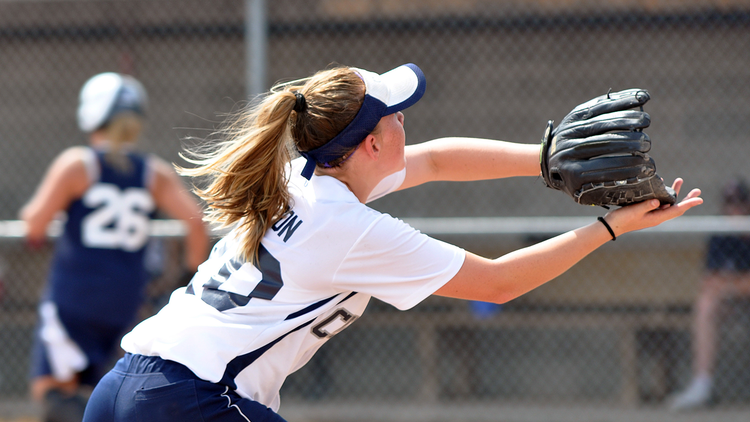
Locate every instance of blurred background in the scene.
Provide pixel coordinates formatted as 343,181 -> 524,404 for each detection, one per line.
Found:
2,0 -> 750,421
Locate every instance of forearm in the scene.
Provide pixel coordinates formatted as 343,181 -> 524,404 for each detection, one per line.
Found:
20,204 -> 53,241
491,221 -> 612,302
423,137 -> 540,181
436,220 -> 612,303
438,190 -> 703,304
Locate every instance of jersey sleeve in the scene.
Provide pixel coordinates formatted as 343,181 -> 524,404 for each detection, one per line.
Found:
143,154 -> 157,191
81,146 -> 99,184
333,214 -> 465,311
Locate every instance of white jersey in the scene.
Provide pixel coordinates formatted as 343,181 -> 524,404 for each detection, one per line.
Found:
121,157 -> 465,411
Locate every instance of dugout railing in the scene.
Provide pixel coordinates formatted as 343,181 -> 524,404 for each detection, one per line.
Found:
4,214 -> 750,240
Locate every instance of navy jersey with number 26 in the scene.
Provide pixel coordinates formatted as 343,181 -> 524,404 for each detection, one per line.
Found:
47,147 -> 156,327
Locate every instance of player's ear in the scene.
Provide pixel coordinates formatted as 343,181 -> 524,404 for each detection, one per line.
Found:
361,133 -> 380,160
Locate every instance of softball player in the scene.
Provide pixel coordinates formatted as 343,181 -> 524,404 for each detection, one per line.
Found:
21,72 -> 209,422
82,64 -> 702,422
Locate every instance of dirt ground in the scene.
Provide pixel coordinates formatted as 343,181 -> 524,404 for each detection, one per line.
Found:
0,400 -> 40,422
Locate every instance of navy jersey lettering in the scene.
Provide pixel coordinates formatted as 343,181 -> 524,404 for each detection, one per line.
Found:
196,244 -> 284,311
271,211 -> 303,242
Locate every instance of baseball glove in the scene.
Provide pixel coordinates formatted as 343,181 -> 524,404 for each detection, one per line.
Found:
540,88 -> 676,207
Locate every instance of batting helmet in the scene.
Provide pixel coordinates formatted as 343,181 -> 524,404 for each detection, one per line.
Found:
77,72 -> 147,133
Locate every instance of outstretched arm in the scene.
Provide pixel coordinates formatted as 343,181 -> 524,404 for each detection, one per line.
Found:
435,179 -> 703,303
400,137 -> 540,190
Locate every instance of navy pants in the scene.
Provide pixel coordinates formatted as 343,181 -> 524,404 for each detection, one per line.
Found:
82,353 -> 287,422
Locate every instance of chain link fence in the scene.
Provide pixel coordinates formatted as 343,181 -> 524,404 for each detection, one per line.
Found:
2,0 -> 750,420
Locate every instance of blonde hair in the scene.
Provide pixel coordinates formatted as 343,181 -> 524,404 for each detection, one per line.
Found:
180,66 -> 365,263
99,112 -> 144,173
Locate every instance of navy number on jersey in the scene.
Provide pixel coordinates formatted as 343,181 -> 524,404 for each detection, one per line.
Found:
81,183 -> 154,251
312,308 -> 358,339
197,244 -> 284,311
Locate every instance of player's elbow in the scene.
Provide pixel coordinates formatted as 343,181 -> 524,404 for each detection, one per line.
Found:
481,276 -> 535,304
485,290 -> 516,305
23,221 -> 48,243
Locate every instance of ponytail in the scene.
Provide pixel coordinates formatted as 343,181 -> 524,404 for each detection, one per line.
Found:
179,90 -> 298,264
180,66 -> 364,263
101,112 -> 144,173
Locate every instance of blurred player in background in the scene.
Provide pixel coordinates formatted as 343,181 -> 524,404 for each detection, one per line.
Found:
81,63 -> 702,422
670,177 -> 750,411
20,72 -> 210,422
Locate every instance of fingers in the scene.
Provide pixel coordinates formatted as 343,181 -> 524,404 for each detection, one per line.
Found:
659,180 -> 701,209
675,191 -> 704,213
604,198 -> 661,234
622,198 -> 661,217
605,181 -> 703,235
683,188 -> 702,201
656,188 -> 703,218
644,199 -> 662,212
670,178 -> 684,197
658,178 -> 685,209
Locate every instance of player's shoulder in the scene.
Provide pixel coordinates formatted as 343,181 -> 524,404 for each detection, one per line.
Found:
55,145 -> 92,165
47,146 -> 95,179
142,154 -> 183,188
143,153 -> 173,174
34,146 -> 95,198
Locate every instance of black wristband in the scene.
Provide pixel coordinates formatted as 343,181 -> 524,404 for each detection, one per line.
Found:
597,217 -> 616,241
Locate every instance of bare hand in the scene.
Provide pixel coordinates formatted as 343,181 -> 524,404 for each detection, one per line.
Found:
604,178 -> 703,237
